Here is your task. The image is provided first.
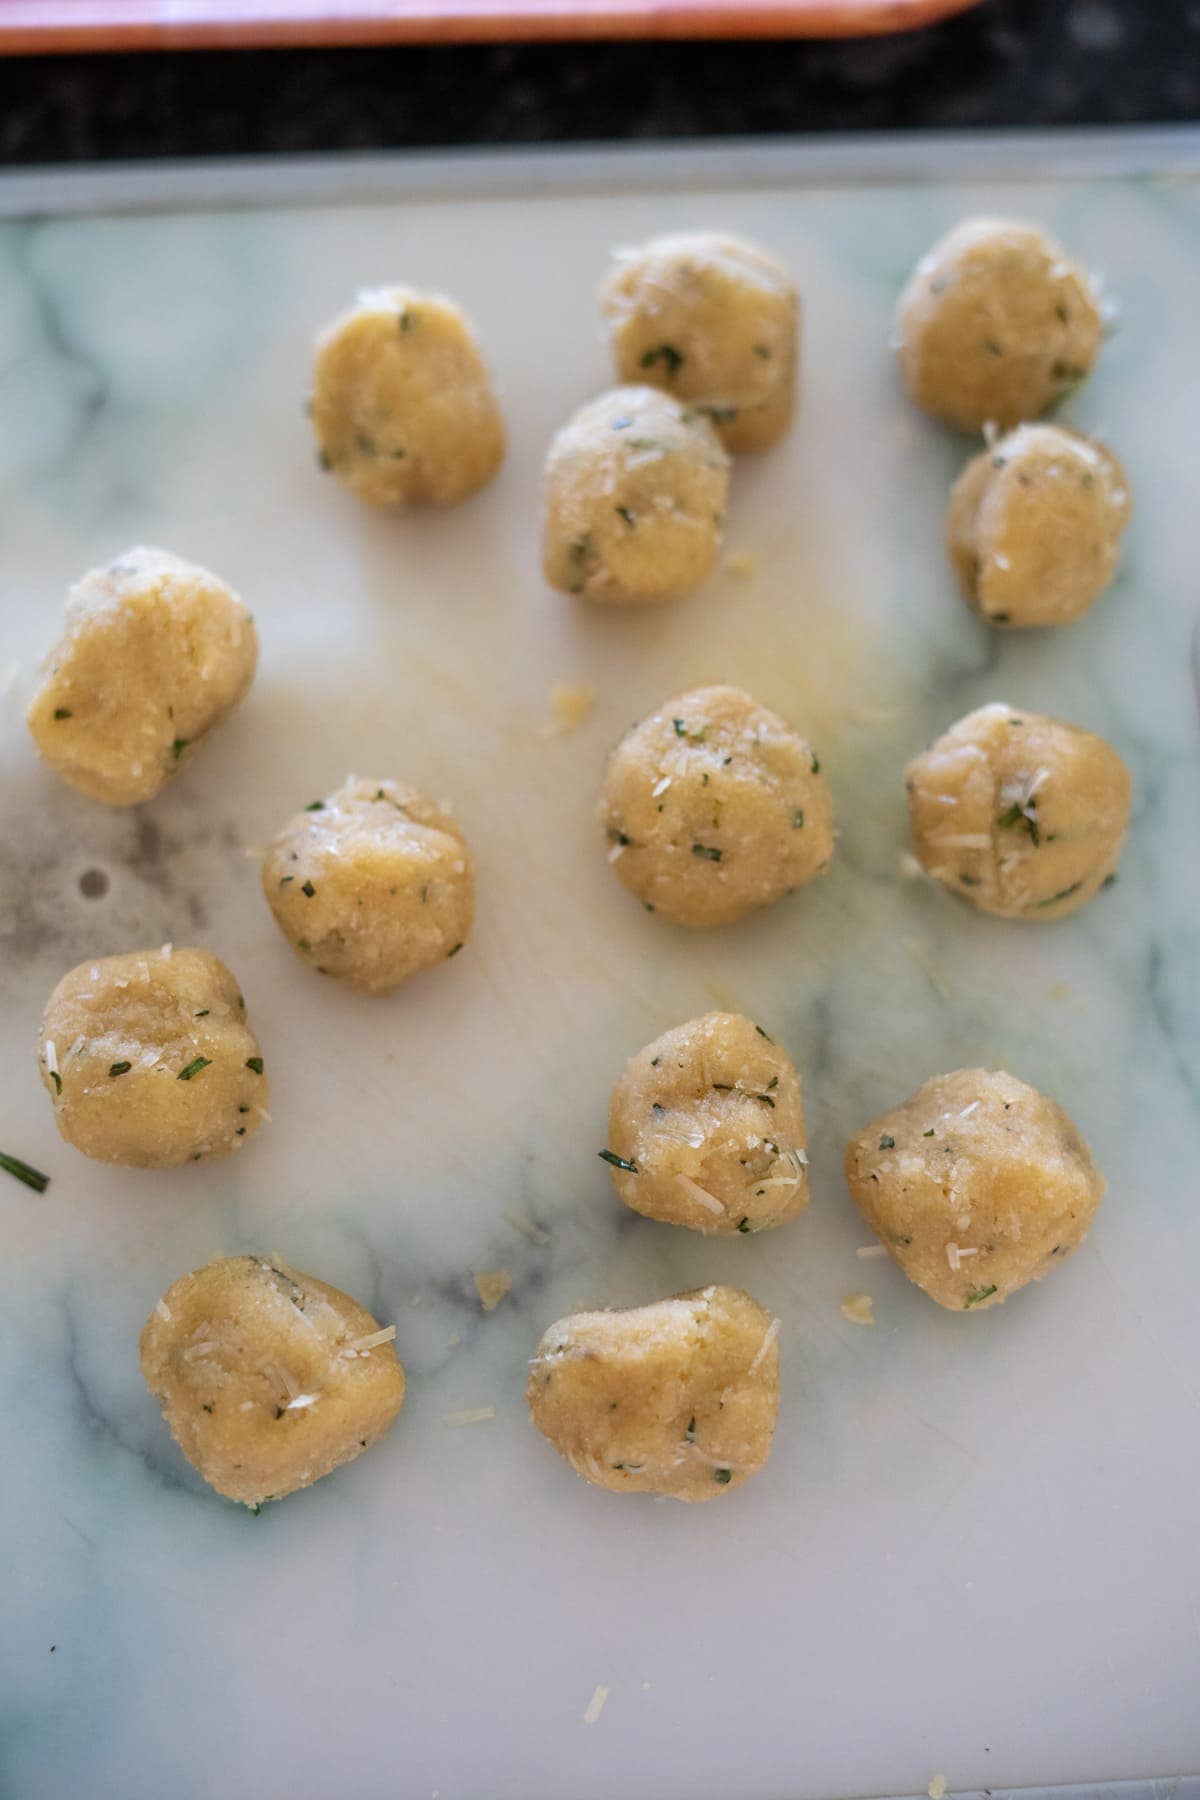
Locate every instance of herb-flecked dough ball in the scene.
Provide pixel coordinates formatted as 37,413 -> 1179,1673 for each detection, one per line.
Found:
39,948 -> 268,1169
311,287 -> 505,508
604,1012 -> 808,1235
895,218 -> 1104,432
906,702 -> 1130,920
140,1256 -> 405,1506
844,1068 -> 1105,1312
947,424 -> 1131,628
600,683 -> 832,927
262,777 -> 473,994
527,1284 -> 779,1501
600,231 -> 799,451
541,385 -> 730,605
26,547 -> 258,807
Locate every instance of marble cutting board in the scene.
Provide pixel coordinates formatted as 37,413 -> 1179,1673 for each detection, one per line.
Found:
0,133 -> 1198,1800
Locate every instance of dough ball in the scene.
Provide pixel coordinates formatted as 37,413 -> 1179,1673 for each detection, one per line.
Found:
600,231 -> 798,451
906,702 -> 1130,920
311,287 -> 504,508
527,1284 -> 779,1500
599,683 -> 832,927
844,1068 -> 1105,1311
26,546 -> 258,807
947,425 -> 1131,627
262,777 -> 473,994
541,385 -> 730,605
605,1011 -> 808,1235
895,218 -> 1104,432
140,1255 -> 405,1506
39,948 -> 268,1168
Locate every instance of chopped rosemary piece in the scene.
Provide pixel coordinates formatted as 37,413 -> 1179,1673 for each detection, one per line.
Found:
810,752 -> 820,774
278,876 -> 294,887
1100,872 -> 1117,890
245,1057 -> 264,1074
304,800 -> 325,811
178,1057 -> 211,1081
0,1151 -> 49,1193
737,1217 -> 752,1233
109,1061 -> 132,1077
963,1285 -> 997,1309
755,1025 -> 773,1042
1030,881 -> 1083,909
615,505 -> 636,526
692,843 -> 722,861
598,1149 -> 637,1172
172,737 -> 191,760
639,343 -> 684,376
446,942 -> 463,957
923,1128 -> 935,1137
49,1071 -> 62,1095
300,880 -> 316,897
53,707 -> 72,720
792,809 -> 804,828
879,1134 -> 896,1149
713,1467 -> 732,1484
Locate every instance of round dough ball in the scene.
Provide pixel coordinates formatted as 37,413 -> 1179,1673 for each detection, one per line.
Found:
906,702 -> 1130,920
262,776 -> 473,994
39,948 -> 268,1168
541,385 -> 730,605
605,1012 -> 808,1234
947,425 -> 1131,627
527,1284 -> 779,1501
140,1255 -> 405,1506
844,1067 -> 1105,1311
26,546 -> 258,807
599,683 -> 832,927
311,287 -> 504,508
600,231 -> 798,451
895,218 -> 1104,432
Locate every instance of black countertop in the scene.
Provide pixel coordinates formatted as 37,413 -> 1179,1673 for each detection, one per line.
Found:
0,0 -> 1196,166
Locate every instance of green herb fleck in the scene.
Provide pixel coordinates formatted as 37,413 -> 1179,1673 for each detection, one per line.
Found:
598,1149 -> 637,1172
685,1416 -> 697,1440
300,880 -> 316,897
615,505 -> 636,527
245,1057 -> 264,1075
1055,302 -> 1070,324
1030,880 -> 1083,909
755,1093 -> 776,1109
923,1128 -> 935,1138
1009,717 -> 1024,726
998,798 -> 1040,846
810,752 -> 820,774
178,1057 -> 211,1082
0,1151 -> 49,1193
692,843 -> 722,862
639,343 -> 684,376
279,876 -> 294,888
53,707 -> 72,720
317,449 -> 332,472
194,1009 -> 210,1018
248,1503 -> 262,1516
697,403 -> 738,424
989,612 -> 1011,624
355,433 -> 377,456
304,800 -> 325,812
984,338 -> 1003,357
398,309 -> 417,333
754,344 -> 772,359
755,1025 -> 773,1042
714,1467 -> 732,1485
792,808 -> 805,829
963,1285 -> 997,1309
737,1217 -> 752,1233
959,872 -> 981,887
172,737 -> 191,760
879,1134 -> 896,1150
109,1061 -> 132,1077
1101,872 -> 1117,890
49,1070 -> 62,1095
446,942 -> 463,957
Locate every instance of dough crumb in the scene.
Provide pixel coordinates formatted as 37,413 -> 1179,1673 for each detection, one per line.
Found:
898,851 -> 924,880
841,1293 -> 876,1326
473,1268 -> 512,1312
856,1244 -> 887,1260
928,1775 -> 948,1800
540,681 -> 596,737
442,1406 -> 495,1426
583,1685 -> 610,1726
724,548 -> 758,578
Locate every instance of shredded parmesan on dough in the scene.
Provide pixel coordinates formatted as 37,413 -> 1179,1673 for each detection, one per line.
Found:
443,1406 -> 495,1426
675,1173 -> 724,1215
946,1243 -> 961,1271
155,1297 -> 171,1321
607,842 -> 626,863
651,775 -> 672,798
44,1039 -> 58,1079
342,1324 -> 397,1357
841,1293 -> 876,1326
583,1686 -> 609,1726
160,943 -> 173,958
284,1392 -> 319,1412
748,1316 -> 780,1373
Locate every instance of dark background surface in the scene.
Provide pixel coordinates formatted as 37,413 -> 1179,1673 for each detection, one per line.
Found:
0,0 -> 1197,165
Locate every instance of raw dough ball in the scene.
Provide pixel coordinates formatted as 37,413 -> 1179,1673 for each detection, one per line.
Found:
140,1255 -> 405,1506
605,1012 -> 808,1234
947,425 -> 1131,627
39,948 -> 268,1168
262,777 -> 473,994
599,683 -> 832,927
600,231 -> 798,451
895,218 -> 1104,432
527,1284 -> 779,1500
311,286 -> 504,508
844,1068 -> 1105,1311
541,385 -> 730,605
906,702 -> 1130,920
26,546 -> 258,807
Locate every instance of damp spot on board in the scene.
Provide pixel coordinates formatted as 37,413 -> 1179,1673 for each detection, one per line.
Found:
78,868 -> 109,899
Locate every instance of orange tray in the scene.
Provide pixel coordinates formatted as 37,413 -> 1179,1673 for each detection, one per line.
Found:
0,0 -> 988,53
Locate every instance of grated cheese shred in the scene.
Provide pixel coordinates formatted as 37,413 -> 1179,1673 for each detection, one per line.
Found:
675,1173 -> 724,1215
583,1685 -> 609,1726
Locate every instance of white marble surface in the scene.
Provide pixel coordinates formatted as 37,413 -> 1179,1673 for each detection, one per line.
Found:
0,138 -> 1198,1800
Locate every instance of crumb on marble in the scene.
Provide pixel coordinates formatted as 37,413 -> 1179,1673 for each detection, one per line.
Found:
442,1405 -> 495,1426
539,681 -> 595,738
583,1685 -> 609,1726
473,1267 -> 511,1312
841,1293 -> 876,1327
723,548 -> 758,578
898,850 -> 924,880
928,1776 -> 948,1800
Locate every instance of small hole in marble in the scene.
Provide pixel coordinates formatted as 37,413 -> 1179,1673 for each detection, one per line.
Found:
79,868 -> 110,900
